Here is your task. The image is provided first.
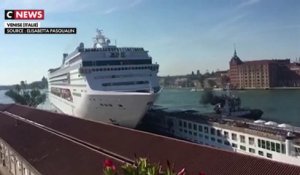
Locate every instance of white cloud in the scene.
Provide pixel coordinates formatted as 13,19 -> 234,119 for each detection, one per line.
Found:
237,0 -> 261,9
102,0 -> 145,15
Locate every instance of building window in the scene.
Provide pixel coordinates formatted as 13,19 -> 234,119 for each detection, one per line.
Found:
211,137 -> 215,142
210,128 -> 215,135
189,131 -> 192,135
188,123 -> 192,129
183,121 -> 187,128
204,126 -> 208,134
232,133 -> 237,141
179,128 -> 183,132
198,125 -> 203,132
249,148 -> 255,153
184,130 -> 187,133
232,143 -> 237,148
205,135 -> 209,140
258,139 -> 261,147
240,145 -> 246,151
266,153 -> 272,159
240,135 -> 245,143
199,134 -> 203,138
217,139 -> 222,143
258,151 -> 264,156
193,132 -> 197,136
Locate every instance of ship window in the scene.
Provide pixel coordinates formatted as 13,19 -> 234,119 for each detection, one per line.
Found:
249,148 -> 255,153
276,143 -> 280,153
224,131 -> 229,138
193,124 -> 197,130
179,121 -> 182,127
281,144 -> 286,154
82,61 -> 93,66
204,126 -> 208,133
217,130 -> 221,137
266,153 -> 272,159
198,125 -> 203,132
240,135 -> 245,143
249,137 -> 255,145
232,133 -> 237,141
258,151 -> 264,156
224,140 -> 230,146
271,142 -> 275,151
262,140 -> 266,149
240,145 -> 246,151
266,141 -> 271,150
210,128 -> 215,135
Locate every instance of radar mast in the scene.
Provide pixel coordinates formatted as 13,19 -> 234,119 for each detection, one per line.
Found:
93,29 -> 111,48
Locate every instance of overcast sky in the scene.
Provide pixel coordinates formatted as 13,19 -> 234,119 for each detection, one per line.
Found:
0,0 -> 299,84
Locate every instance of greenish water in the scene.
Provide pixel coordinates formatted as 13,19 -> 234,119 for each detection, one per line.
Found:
155,88 -> 300,126
1,89 -> 300,126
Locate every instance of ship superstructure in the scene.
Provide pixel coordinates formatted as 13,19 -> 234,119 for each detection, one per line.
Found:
159,112 -> 300,166
48,29 -> 160,128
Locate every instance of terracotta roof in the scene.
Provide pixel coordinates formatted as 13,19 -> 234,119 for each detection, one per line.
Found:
0,112 -> 123,175
1,104 -> 300,175
241,59 -> 290,65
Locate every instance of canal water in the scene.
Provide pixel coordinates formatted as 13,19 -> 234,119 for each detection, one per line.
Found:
1,89 -> 300,126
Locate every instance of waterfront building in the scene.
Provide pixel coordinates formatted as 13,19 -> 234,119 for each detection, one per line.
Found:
229,50 -> 300,89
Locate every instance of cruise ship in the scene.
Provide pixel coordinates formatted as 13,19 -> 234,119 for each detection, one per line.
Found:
48,29 -> 160,128
141,108 -> 300,166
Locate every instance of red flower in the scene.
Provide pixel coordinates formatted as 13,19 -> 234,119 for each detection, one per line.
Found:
103,159 -> 116,170
177,168 -> 186,175
199,171 -> 206,175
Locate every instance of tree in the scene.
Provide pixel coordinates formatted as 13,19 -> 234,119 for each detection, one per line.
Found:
5,81 -> 46,107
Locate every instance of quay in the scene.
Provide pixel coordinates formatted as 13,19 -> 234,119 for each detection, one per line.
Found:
0,104 -> 300,175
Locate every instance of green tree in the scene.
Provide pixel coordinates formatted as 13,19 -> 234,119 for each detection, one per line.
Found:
5,81 -> 46,107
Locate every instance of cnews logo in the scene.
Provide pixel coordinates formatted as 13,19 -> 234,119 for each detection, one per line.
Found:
5,10 -> 44,20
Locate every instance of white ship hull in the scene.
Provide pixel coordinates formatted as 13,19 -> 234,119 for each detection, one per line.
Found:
48,29 -> 161,128
49,90 -> 157,128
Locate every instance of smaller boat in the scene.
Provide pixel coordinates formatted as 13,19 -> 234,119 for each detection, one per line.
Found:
208,84 -> 263,120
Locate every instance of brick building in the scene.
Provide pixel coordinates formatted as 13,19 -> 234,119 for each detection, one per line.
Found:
229,50 -> 300,89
